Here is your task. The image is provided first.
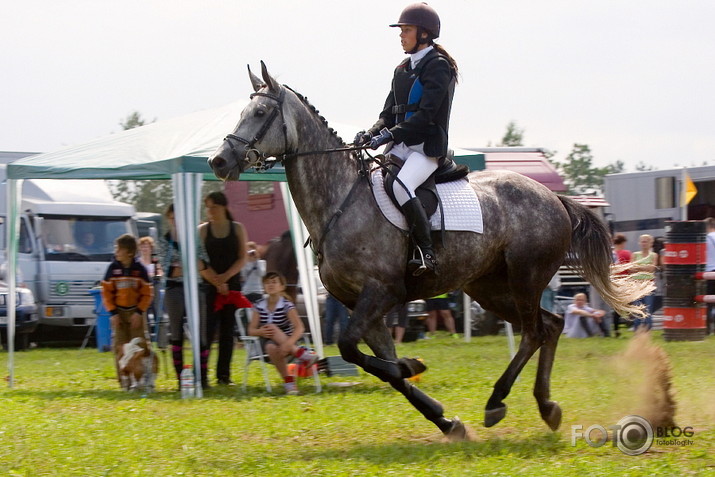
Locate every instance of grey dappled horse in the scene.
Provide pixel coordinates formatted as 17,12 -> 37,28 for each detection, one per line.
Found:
208,62 -> 650,440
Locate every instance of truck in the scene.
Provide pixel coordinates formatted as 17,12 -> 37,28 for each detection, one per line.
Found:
604,165 -> 715,247
0,162 -> 137,331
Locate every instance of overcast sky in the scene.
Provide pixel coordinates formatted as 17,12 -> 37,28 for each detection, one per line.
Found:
2,0 -> 714,171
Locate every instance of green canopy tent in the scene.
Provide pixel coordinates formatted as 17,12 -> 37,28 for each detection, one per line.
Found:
3,100 -> 305,394
5,99 -> 486,391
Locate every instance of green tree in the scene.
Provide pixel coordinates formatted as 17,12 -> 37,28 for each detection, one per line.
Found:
609,160 -> 625,174
497,121 -> 524,147
635,161 -> 655,172
107,111 -> 178,214
551,143 -> 621,195
119,111 -> 147,130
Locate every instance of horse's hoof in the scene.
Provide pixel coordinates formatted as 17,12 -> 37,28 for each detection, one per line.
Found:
443,417 -> 475,442
484,404 -> 507,427
398,357 -> 427,379
541,401 -> 562,431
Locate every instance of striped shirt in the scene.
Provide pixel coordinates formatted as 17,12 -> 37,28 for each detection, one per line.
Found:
254,296 -> 296,336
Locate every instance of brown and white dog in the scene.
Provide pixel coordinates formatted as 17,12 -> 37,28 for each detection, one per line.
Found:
118,337 -> 159,392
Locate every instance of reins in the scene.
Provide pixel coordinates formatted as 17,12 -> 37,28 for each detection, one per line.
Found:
223,83 -> 403,256
278,144 -> 370,162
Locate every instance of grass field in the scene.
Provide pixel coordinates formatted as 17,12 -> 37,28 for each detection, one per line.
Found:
1,331 -> 714,476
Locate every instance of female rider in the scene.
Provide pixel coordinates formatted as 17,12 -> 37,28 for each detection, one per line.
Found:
355,2 -> 459,277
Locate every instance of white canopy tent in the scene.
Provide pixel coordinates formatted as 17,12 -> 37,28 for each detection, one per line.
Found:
4,100 -> 324,393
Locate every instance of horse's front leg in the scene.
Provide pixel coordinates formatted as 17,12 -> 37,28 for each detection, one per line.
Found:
339,281 -> 467,439
337,281 -> 408,381
361,322 -> 470,439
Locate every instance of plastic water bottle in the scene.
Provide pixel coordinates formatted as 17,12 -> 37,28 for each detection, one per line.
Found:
180,365 -> 195,399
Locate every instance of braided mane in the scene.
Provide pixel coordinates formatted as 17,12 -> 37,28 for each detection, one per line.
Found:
284,84 -> 346,146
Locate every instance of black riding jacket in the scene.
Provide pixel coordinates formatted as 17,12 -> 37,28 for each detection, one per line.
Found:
368,48 -> 456,158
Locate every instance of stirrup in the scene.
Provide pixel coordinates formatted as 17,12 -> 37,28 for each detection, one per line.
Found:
408,246 -> 437,277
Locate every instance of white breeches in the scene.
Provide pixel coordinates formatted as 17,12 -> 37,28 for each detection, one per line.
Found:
390,143 -> 439,206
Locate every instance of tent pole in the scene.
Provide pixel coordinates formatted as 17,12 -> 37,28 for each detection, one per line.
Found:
462,292 -> 472,343
172,173 -> 204,397
6,179 -> 22,388
280,183 -> 323,357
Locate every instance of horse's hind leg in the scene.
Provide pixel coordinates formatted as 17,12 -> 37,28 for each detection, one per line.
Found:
468,282 -> 543,428
483,325 -> 542,427
534,309 -> 564,430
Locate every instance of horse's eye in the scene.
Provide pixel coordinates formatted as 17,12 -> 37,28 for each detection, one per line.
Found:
256,109 -> 266,117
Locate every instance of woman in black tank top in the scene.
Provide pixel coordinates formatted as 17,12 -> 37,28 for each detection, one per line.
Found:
199,191 -> 248,386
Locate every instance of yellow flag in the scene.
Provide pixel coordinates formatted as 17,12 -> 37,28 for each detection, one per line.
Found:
682,171 -> 698,205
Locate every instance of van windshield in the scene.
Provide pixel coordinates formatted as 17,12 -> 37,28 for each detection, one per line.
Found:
43,215 -> 133,262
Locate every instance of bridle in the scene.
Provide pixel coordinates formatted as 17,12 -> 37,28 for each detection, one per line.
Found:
220,83 -> 392,256
221,84 -> 369,172
222,87 -> 289,172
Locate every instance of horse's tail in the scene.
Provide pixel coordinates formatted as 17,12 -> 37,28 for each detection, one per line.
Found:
559,195 -> 653,317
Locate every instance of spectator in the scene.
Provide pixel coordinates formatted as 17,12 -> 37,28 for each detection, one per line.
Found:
631,234 -> 658,331
248,272 -> 319,395
563,293 -> 606,338
612,233 -> 632,337
138,236 -> 162,279
385,303 -> 409,344
706,218 -> 715,334
324,294 -> 349,346
138,236 -> 162,336
240,241 -> 266,304
425,293 -> 457,338
101,234 -> 154,388
540,272 -> 561,313
160,204 -> 210,389
199,191 -> 248,386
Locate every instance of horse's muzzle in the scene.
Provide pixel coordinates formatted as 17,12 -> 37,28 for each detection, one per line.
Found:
208,154 -> 243,181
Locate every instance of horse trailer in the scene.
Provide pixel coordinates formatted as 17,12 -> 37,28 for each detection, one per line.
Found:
604,165 -> 715,248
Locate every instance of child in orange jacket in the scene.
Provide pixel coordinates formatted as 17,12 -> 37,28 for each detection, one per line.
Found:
101,233 -> 154,388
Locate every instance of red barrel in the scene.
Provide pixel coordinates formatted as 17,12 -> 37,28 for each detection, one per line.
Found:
663,220 -> 707,341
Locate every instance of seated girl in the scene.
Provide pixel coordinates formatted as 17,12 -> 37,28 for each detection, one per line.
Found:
248,271 -> 319,394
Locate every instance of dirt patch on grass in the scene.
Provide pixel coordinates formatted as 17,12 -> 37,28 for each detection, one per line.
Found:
615,330 -> 677,428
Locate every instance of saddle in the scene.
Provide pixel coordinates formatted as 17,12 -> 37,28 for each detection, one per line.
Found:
381,150 -> 470,217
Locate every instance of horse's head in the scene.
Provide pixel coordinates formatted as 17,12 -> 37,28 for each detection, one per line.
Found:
209,61 -> 294,181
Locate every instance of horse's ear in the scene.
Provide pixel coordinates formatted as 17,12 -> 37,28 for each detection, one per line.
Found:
248,64 -> 265,93
260,60 -> 280,92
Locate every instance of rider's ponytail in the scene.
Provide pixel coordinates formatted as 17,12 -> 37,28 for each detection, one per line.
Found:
433,43 -> 459,83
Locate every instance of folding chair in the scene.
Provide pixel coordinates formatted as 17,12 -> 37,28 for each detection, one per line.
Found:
234,309 -> 321,393
235,309 -> 273,392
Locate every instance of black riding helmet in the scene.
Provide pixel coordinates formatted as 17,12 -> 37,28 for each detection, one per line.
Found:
390,2 -> 441,39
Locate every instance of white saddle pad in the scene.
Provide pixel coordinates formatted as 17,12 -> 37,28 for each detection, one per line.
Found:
371,169 -> 483,233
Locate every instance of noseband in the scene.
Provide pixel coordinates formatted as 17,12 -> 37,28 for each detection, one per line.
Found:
222,87 -> 288,171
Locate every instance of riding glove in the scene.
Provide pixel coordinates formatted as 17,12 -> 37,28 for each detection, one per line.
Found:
369,128 -> 393,149
354,130 -> 372,146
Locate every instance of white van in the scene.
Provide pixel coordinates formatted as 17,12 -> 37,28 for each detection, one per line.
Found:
0,163 -> 137,329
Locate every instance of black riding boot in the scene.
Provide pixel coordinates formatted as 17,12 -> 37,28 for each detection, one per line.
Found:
401,197 -> 437,276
